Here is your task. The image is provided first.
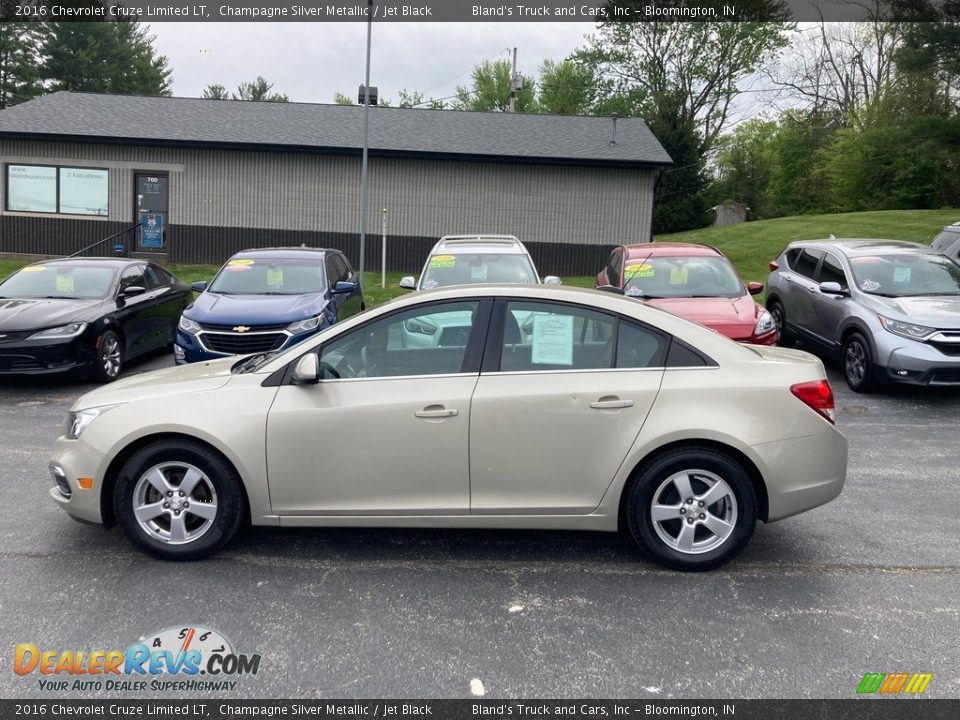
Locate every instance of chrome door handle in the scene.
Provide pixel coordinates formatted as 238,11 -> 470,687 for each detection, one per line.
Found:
415,407 -> 458,418
590,398 -> 634,409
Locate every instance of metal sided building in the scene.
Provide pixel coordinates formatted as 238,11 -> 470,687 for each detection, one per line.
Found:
0,92 -> 672,275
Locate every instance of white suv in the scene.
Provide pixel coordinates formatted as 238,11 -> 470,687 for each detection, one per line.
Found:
400,234 -> 560,290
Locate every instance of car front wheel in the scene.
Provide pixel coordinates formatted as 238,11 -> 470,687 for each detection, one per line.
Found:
114,440 -> 246,560
842,332 -> 876,393
626,447 -> 757,571
91,329 -> 123,383
767,300 -> 794,347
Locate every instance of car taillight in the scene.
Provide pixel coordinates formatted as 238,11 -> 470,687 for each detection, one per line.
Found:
768,260 -> 779,271
790,380 -> 836,424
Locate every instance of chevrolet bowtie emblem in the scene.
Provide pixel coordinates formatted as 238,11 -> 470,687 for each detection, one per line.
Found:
233,326 -> 251,333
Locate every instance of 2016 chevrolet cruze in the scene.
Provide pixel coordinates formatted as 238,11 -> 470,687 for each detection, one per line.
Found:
48,285 -> 847,571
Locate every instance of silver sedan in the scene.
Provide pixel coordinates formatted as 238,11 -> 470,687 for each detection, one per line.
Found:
48,285 -> 847,571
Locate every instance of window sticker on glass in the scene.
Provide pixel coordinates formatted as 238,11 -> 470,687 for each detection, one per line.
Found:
851,256 -> 881,264
22,266 -> 47,272
861,279 -> 882,292
893,267 -> 911,283
266,267 -> 284,288
226,259 -> 254,273
55,273 -> 75,293
428,255 -> 456,269
531,314 -> 574,366
625,263 -> 654,279
470,263 -> 488,281
669,266 -> 688,285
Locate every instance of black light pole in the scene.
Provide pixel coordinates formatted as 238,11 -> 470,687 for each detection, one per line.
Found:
358,0 -> 373,287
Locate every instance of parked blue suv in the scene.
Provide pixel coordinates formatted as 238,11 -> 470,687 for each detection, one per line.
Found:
174,247 -> 364,364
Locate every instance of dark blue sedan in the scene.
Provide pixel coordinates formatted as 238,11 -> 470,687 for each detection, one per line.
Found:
174,247 -> 364,364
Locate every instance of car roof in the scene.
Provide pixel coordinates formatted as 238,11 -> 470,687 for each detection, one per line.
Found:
623,243 -> 724,260
788,239 -> 934,256
30,257 -> 144,268
231,247 -> 333,260
431,235 -> 527,255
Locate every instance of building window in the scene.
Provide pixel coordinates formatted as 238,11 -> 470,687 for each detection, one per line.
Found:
5,164 -> 109,216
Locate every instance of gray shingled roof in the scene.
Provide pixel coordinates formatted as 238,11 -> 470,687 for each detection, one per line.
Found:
0,92 -> 672,167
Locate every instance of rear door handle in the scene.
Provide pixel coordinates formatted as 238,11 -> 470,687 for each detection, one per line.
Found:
415,406 -> 458,419
590,398 -> 634,410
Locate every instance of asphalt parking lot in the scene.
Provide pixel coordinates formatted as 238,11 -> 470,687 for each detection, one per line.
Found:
0,348 -> 958,700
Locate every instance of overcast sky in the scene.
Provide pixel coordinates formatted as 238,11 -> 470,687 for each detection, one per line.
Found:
148,22 -> 596,105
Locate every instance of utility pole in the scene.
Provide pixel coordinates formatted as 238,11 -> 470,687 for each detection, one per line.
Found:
508,47 -> 518,112
358,0 -> 373,288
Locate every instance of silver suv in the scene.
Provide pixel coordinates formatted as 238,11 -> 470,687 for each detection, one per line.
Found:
400,234 -> 559,290
766,239 -> 960,392
931,222 -> 960,264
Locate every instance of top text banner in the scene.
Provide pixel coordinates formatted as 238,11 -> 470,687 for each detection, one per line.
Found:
6,0 -> 956,22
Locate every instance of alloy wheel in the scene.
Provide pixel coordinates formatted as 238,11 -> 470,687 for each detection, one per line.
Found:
132,462 -> 219,545
650,469 -> 738,554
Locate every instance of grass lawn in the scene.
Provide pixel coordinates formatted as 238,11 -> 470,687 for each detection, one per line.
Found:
1,208 -> 955,309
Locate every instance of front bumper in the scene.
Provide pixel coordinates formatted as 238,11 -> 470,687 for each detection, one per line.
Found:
0,335 -> 95,376
875,339 -> 960,386
48,436 -> 109,525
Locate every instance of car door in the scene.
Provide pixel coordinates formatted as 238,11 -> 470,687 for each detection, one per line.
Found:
469,299 -> 667,514
265,299 -> 490,515
142,263 -> 187,347
326,253 -> 364,322
781,247 -> 823,342
115,264 -> 162,359
807,251 -> 852,351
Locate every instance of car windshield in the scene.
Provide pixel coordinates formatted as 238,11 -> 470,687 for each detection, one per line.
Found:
420,253 -> 537,289
849,253 -> 960,297
623,256 -> 743,298
208,257 -> 326,295
0,264 -> 116,299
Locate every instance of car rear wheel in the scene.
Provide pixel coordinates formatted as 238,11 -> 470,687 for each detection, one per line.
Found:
91,329 -> 123,383
626,447 -> 757,571
114,440 -> 246,560
842,332 -> 876,393
767,300 -> 794,347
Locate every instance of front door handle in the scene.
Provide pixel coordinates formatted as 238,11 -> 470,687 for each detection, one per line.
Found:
590,397 -> 634,410
415,406 -> 458,419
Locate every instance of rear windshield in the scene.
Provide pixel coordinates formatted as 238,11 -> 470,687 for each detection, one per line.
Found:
0,264 -> 116,299
420,253 -> 537,289
209,257 -> 327,295
623,256 -> 743,298
849,253 -> 960,296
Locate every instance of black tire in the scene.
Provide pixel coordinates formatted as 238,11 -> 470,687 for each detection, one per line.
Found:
767,300 -> 794,348
626,446 -> 757,572
842,332 -> 877,393
113,439 -> 247,560
91,329 -> 123,383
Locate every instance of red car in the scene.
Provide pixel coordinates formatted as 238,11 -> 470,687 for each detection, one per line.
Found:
596,243 -> 779,345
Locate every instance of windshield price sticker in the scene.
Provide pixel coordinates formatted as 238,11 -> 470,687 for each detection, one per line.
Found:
625,263 -> 654,279
428,255 -> 456,269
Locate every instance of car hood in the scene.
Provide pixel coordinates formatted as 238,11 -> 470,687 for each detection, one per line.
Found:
187,292 -> 326,325
72,357 -> 237,410
862,294 -> 960,329
0,297 -> 101,331
644,295 -> 761,339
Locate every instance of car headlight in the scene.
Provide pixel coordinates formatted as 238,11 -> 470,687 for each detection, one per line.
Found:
65,404 -> 122,440
754,310 -> 777,336
404,318 -> 438,336
29,322 -> 87,340
178,316 -> 201,334
879,316 -> 935,341
286,315 -> 323,334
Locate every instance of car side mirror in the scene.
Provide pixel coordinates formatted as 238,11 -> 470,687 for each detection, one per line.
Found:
191,281 -> 207,292
333,280 -> 358,293
292,354 -> 320,384
747,282 -> 763,295
543,275 -> 561,286
399,276 -> 417,290
120,285 -> 146,297
819,281 -> 848,296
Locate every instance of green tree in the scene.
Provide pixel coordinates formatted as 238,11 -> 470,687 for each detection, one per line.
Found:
43,19 -> 171,95
234,76 -> 287,102
537,59 -> 596,115
0,14 -> 43,109
453,59 -> 536,112
202,84 -> 230,100
333,91 -> 353,105
709,118 -> 777,217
